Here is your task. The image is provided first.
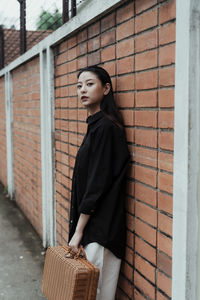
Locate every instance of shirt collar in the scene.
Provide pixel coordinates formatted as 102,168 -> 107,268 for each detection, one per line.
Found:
86,110 -> 104,126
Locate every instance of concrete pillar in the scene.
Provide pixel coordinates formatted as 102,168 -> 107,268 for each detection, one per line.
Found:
173,0 -> 200,299
40,47 -> 56,248
5,71 -> 14,199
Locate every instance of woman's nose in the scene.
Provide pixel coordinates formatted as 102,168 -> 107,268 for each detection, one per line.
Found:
81,85 -> 86,93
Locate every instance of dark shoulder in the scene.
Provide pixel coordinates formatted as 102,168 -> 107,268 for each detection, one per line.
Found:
91,114 -> 130,157
94,113 -> 124,136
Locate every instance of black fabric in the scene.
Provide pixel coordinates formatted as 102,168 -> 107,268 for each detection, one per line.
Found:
68,110 -> 130,259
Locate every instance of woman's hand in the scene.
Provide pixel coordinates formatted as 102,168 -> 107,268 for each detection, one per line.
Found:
68,213 -> 90,252
68,230 -> 83,252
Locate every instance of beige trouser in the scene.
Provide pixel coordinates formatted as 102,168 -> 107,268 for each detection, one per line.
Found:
84,242 -> 121,300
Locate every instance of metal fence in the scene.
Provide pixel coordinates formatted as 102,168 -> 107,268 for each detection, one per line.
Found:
0,0 -> 80,69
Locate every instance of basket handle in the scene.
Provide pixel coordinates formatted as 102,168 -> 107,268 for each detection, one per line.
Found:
62,245 -> 87,260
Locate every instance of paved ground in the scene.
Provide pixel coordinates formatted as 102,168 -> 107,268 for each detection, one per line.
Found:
0,183 -> 46,300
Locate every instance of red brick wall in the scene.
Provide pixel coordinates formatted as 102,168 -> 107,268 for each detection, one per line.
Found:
0,76 -> 7,187
12,57 -> 43,237
54,0 -> 175,299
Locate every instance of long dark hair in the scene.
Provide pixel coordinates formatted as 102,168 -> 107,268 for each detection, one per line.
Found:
77,65 -> 124,130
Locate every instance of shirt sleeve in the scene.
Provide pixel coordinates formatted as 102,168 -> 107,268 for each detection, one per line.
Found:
78,124 -> 113,215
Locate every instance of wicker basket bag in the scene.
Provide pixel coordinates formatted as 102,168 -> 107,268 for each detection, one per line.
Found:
42,245 -> 99,300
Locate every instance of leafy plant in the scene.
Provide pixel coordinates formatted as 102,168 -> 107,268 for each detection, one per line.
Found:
36,9 -> 63,31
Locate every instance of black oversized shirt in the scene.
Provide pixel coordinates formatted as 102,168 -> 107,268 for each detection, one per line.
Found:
68,110 -> 130,259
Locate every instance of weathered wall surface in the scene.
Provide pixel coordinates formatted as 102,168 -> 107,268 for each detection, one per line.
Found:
12,58 -> 43,237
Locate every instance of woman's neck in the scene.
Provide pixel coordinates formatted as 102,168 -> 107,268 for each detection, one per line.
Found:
88,106 -> 101,116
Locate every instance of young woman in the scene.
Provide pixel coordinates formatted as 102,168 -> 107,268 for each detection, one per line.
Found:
68,65 -> 130,300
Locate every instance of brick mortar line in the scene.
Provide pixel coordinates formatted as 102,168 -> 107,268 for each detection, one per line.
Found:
134,227 -> 172,249
132,241 -> 173,271
13,144 -> 41,157
14,145 -> 41,162
56,223 -> 68,236
134,86 -> 174,92
134,271 -> 156,298
133,143 -> 174,153
135,267 -> 158,287
134,160 -> 173,175
13,95 -> 40,100
14,165 -> 41,182
135,41 -> 175,55
55,138 -> 84,145
16,191 -> 42,209
117,284 -> 132,300
56,187 -> 71,202
14,181 -> 41,202
134,248 -> 171,270
12,98 -> 40,102
56,168 -> 73,180
127,178 -> 173,197
13,114 -> 41,119
135,201 -> 173,219
55,198 -> 70,210
135,2 -> 159,17
13,153 -> 42,174
134,213 -> 173,237
56,160 -> 70,168
55,207 -> 70,218
13,121 -> 40,128
12,84 -> 40,90
14,173 -> 41,191
55,148 -> 79,156
130,176 -> 173,195
135,65 -> 175,74
13,130 -> 41,138
118,268 -> 135,298
134,126 -> 173,131
55,107 -> 87,111
14,182 -> 41,202
126,191 -> 172,211
133,196 -> 172,216
56,140 -> 82,147
13,127 -> 40,135
133,107 -> 174,111
157,288 -> 171,300
56,220 -> 69,233
133,285 -> 153,300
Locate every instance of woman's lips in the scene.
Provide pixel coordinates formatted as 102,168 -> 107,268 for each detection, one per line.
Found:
81,96 -> 88,102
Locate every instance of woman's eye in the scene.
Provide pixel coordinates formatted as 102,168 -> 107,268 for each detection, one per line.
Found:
77,85 -> 82,89
87,82 -> 93,86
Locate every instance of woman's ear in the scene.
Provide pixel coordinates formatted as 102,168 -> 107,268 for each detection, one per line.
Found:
104,83 -> 111,95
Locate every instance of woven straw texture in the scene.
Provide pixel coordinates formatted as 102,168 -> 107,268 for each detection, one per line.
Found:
42,246 -> 99,300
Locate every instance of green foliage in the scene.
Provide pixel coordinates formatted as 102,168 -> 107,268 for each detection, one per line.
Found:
36,9 -> 63,31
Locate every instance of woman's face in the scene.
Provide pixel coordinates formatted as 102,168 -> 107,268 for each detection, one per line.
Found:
77,71 -> 110,114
